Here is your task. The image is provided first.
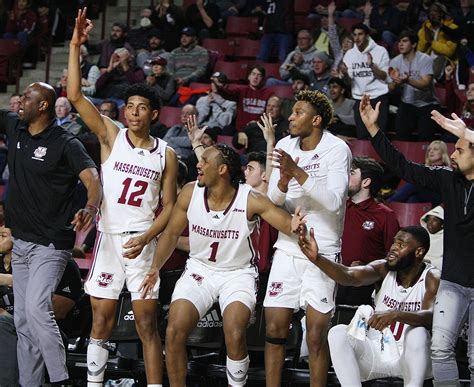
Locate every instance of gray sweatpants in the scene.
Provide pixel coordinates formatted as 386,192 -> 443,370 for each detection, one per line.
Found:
12,238 -> 70,386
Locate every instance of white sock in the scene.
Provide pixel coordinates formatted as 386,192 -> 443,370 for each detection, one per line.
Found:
87,337 -> 109,386
226,355 -> 250,386
147,385 -> 163,387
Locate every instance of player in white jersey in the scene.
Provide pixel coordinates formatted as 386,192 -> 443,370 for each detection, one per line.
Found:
263,90 -> 351,386
138,144 -> 305,387
68,10 -> 178,387
299,225 -> 440,386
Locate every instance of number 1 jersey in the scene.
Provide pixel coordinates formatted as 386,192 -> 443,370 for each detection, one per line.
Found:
98,129 -> 168,233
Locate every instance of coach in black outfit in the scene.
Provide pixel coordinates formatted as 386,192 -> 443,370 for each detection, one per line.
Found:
0,82 -> 102,386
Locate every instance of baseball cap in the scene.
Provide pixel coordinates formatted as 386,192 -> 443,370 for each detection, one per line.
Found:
149,56 -> 167,66
210,71 -> 228,84
181,27 -> 197,37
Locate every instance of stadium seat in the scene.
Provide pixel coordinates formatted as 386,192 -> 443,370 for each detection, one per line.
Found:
391,140 -> 430,164
0,39 -> 22,88
337,17 -> 363,34
213,60 -> 248,83
294,14 -> 318,31
268,84 -> 294,99
189,82 -> 211,90
233,38 -> 261,60
434,85 -> 447,107
217,134 -> 244,154
182,0 -> 196,11
260,62 -> 282,80
387,202 -> 432,227
159,106 -> 182,128
202,38 -> 236,58
349,139 -> 381,160
225,16 -> 259,37
295,0 -> 314,14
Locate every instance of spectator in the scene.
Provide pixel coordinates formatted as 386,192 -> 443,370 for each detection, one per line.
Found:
214,0 -> 247,19
77,45 -> 100,97
366,0 -> 402,48
388,29 -> 440,141
8,94 -> 20,113
405,0 -> 434,30
163,104 -> 197,159
389,140 -> 451,206
312,8 -> 331,55
256,0 -> 295,63
218,64 -> 274,132
342,23 -> 390,138
196,71 -> 236,129
327,2 -> 354,73
338,156 -> 400,305
420,205 -> 444,269
234,95 -> 288,153
450,0 -> 474,52
150,0 -> 185,52
185,121 -> 219,181
293,51 -> 333,96
91,22 -> 135,71
167,27 -> 209,86
93,47 -> 145,106
55,97 -> 82,136
126,8 -> 155,51
185,0 -> 221,39
136,28 -> 170,71
281,72 -> 311,119
145,56 -> 175,105
444,64 -> 474,130
327,77 -> 356,137
417,2 -> 459,80
99,100 -> 125,129
3,0 -> 36,48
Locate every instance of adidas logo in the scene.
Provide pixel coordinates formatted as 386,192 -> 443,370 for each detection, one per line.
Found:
321,297 -> 328,303
89,361 -> 98,367
124,310 -> 135,321
62,286 -> 71,293
235,370 -> 245,374
197,310 -> 223,328
138,150 -> 145,156
212,214 -> 220,219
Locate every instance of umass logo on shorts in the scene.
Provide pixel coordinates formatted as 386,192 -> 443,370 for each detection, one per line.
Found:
190,273 -> 204,285
269,281 -> 283,297
97,272 -> 114,287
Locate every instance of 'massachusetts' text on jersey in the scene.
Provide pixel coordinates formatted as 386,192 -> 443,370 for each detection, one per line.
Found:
187,183 -> 258,271
98,129 -> 167,233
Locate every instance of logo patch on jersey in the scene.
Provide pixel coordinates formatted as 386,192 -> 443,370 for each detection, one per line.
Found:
96,272 -> 114,287
32,146 -> 47,161
320,297 -> 328,303
362,220 -> 375,230
138,150 -> 145,156
190,273 -> 204,285
233,208 -> 245,213
312,153 -> 319,160
268,282 -> 283,297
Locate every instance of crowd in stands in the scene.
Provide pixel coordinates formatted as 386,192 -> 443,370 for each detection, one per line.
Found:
0,0 -> 473,385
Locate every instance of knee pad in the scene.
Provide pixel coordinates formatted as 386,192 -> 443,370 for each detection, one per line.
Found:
226,355 -> 250,386
265,335 -> 287,345
87,337 -> 109,384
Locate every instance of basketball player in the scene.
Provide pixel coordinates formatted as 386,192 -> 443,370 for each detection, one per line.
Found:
299,226 -> 440,386
263,90 -> 351,386
68,9 -> 178,387
139,144 -> 305,387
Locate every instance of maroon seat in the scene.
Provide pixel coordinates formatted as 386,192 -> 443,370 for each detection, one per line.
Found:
349,139 -> 381,161
233,38 -> 261,60
391,140 -> 430,164
202,38 -> 236,58
268,85 -> 294,99
214,60 -> 248,83
159,106 -> 182,128
225,16 -> 259,37
387,202 -> 432,227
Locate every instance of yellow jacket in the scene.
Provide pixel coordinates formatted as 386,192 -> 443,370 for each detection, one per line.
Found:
417,18 -> 459,60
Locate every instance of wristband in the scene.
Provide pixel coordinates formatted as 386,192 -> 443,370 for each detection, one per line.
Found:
193,144 -> 204,151
85,204 -> 99,215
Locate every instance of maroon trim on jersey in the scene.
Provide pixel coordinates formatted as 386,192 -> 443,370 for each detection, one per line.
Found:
247,234 -> 258,267
150,138 -> 159,154
125,130 -> 135,149
203,185 -> 240,215
87,231 -> 103,282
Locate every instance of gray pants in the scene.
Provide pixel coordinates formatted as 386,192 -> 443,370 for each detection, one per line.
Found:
12,238 -> 70,386
0,313 -> 19,386
431,279 -> 474,386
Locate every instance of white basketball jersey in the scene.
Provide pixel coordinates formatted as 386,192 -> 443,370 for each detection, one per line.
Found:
373,264 -> 434,353
98,129 -> 168,233
187,182 -> 258,271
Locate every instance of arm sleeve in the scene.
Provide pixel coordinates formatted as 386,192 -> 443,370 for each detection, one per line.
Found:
63,138 -> 97,175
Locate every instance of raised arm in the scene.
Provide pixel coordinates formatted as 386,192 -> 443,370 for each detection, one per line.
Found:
431,110 -> 474,143
257,112 -> 276,182
67,8 -> 119,149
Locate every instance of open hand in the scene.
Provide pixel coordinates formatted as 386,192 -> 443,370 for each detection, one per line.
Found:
359,94 -> 380,136
71,207 -> 95,231
71,8 -> 93,46
431,110 -> 474,142
298,227 -> 319,263
138,268 -> 159,299
368,310 -> 398,331
257,112 -> 276,144
290,206 -> 306,233
186,114 -> 207,144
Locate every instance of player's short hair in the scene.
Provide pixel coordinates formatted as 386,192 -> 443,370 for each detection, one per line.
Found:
247,151 -> 267,170
352,156 -> 384,198
295,90 -> 333,128
214,144 -> 245,188
401,226 -> 430,253
123,83 -> 162,112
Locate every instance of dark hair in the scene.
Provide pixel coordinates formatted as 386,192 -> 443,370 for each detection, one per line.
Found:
352,23 -> 370,35
248,64 -> 266,79
328,77 -> 351,98
292,72 -> 311,85
113,22 -> 128,34
123,83 -> 162,111
352,156 -> 384,197
102,99 -> 119,119
398,29 -> 419,45
177,160 -> 188,188
247,151 -> 267,169
214,144 -> 245,188
400,226 -> 430,253
295,90 -> 333,128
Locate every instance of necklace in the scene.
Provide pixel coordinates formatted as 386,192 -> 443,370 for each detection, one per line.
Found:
464,183 -> 473,215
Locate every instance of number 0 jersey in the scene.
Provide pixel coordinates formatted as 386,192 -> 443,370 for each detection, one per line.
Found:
187,182 -> 258,271
373,263 -> 434,352
98,129 -> 168,233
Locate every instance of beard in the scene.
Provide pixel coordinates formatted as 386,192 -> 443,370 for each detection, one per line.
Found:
385,249 -> 417,272
348,183 -> 361,198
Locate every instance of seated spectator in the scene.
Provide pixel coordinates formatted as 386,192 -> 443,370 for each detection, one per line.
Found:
126,8 -> 155,51
167,27 -> 209,86
185,0 -> 221,39
420,205 -> 444,270
150,0 -> 185,52
450,0 -> 474,54
89,22 -> 135,71
145,56 -> 175,105
8,94 -> 20,113
196,71 -> 236,129
163,104 -> 197,159
366,0 -> 401,48
328,77 -> 356,138
388,29 -> 440,141
3,0 -> 36,48
218,64 -> 274,132
281,72 -> 311,119
99,100 -> 125,129
444,64 -> 474,130
55,97 -> 82,136
93,47 -> 145,107
292,51 -> 333,96
78,45 -> 100,97
136,28 -> 170,71
389,140 -> 451,206
417,2 -> 459,80
234,95 -> 288,153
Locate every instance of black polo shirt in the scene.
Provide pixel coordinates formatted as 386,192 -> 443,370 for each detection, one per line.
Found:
0,110 -> 96,250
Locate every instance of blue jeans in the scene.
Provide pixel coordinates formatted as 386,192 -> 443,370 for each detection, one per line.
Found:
431,280 -> 474,385
257,33 -> 293,63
